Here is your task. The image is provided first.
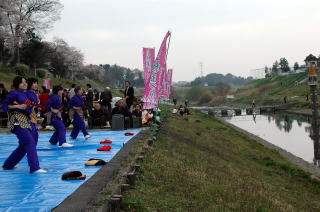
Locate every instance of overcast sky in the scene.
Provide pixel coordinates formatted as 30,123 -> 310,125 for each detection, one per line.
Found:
45,0 -> 320,81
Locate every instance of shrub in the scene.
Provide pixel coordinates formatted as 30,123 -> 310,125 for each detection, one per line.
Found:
198,90 -> 214,104
36,68 -> 47,78
186,86 -> 205,101
14,64 -> 30,77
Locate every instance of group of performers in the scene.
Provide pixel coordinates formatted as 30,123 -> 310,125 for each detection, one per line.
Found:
1,77 -> 91,173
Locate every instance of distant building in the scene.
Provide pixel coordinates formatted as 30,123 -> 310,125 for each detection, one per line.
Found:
226,95 -> 235,100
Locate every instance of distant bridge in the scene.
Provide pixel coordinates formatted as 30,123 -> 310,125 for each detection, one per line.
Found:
192,102 -> 298,117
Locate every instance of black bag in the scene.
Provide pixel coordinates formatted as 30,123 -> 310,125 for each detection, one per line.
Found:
112,114 -> 124,130
131,116 -> 142,128
125,117 -> 132,129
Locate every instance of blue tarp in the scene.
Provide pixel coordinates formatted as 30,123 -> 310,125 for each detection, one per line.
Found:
0,129 -> 141,212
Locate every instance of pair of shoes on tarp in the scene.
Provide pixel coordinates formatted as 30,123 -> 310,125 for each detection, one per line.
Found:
85,158 -> 106,166
62,158 -> 106,180
62,171 -> 86,180
97,145 -> 112,151
125,132 -> 134,136
100,139 -> 112,144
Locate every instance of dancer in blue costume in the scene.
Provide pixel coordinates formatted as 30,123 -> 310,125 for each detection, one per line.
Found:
25,78 -> 39,146
46,85 -> 73,147
2,77 -> 47,173
68,86 -> 91,139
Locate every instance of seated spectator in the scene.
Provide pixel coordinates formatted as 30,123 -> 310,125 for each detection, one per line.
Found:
112,99 -> 131,118
132,104 -> 142,117
142,109 -> 153,125
89,102 -> 107,127
129,98 -> 139,113
178,105 -> 190,116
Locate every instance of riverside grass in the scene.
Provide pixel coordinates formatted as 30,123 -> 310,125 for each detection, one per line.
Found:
122,110 -> 320,212
233,72 -> 312,107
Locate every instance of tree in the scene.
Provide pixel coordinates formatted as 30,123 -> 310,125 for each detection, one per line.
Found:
1,0 -> 62,65
48,38 -> 84,79
293,62 -> 299,71
279,57 -> 290,73
21,28 -> 45,71
272,60 -> 279,74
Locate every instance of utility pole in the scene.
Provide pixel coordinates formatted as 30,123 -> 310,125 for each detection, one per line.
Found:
199,62 -> 203,77
308,65 -> 320,165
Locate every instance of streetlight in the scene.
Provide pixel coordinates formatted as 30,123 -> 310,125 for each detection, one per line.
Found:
308,65 -> 320,165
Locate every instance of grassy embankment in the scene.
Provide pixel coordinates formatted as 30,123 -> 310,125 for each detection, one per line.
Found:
122,110 -> 320,211
171,72 -> 313,108
0,64 -> 84,89
232,72 -> 312,108
0,64 -> 121,93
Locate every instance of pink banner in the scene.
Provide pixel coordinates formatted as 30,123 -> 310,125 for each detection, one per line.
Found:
166,69 -> 173,99
143,31 -> 171,109
43,78 -> 51,89
159,67 -> 167,98
142,48 -> 155,88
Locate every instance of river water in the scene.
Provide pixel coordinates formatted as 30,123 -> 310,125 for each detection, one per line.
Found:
222,113 -> 314,162
193,106 -> 316,163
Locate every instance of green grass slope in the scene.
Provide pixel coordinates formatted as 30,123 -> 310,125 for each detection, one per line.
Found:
233,72 -> 311,107
122,110 -> 320,211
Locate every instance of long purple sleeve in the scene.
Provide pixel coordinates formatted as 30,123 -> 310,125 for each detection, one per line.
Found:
68,95 -> 84,109
2,90 -> 32,114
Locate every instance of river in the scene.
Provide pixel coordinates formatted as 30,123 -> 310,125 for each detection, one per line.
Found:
193,106 -> 316,163
223,113 -> 314,163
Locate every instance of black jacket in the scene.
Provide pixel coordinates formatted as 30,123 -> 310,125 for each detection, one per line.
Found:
112,106 -> 131,117
101,89 -> 112,104
124,86 -> 134,106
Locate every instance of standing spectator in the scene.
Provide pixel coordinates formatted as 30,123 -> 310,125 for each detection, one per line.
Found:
101,86 -> 112,127
85,83 -> 94,115
38,86 -> 49,129
0,83 -> 8,103
93,89 -> 101,102
0,83 -> 8,128
252,99 -> 255,108
173,98 -> 177,106
124,81 -> 134,109
68,84 -> 76,99
184,99 -> 189,107
284,96 -> 287,104
101,87 -> 112,111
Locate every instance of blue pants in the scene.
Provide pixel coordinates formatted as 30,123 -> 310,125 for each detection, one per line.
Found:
71,113 -> 88,139
31,123 -> 38,146
49,118 -> 66,146
3,125 -> 40,173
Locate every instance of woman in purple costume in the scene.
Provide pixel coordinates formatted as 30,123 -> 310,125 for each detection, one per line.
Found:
25,78 -> 39,146
46,85 -> 73,147
68,86 -> 91,139
2,77 -> 47,173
